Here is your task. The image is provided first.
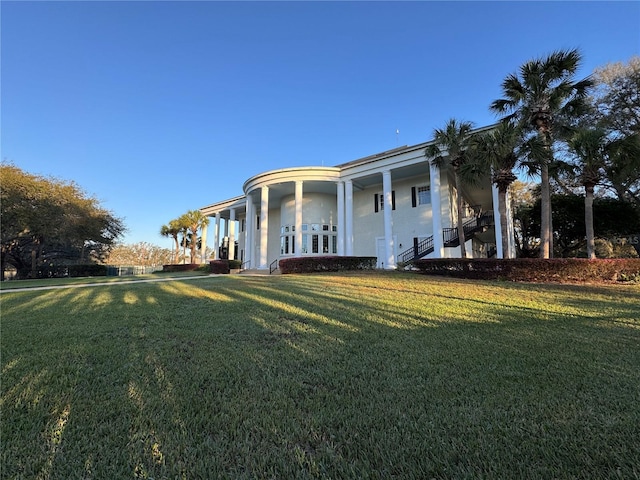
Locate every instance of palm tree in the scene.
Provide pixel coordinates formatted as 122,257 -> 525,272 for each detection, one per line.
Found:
160,220 -> 181,264
425,119 -> 475,258
491,49 -> 593,258
182,210 -> 210,263
567,128 -> 640,258
470,121 -> 521,258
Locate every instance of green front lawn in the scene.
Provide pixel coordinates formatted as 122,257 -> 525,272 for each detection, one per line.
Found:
2,272 -> 639,479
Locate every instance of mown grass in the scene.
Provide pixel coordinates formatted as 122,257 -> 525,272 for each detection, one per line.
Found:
0,270 -> 210,290
1,272 -> 639,479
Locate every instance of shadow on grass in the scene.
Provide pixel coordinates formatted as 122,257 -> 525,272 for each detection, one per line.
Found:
1,273 -> 639,478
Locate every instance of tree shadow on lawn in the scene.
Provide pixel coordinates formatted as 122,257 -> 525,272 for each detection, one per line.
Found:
2,274 -> 639,478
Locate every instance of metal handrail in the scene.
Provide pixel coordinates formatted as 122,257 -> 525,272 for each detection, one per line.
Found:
240,260 -> 251,272
399,235 -> 435,264
269,258 -> 279,274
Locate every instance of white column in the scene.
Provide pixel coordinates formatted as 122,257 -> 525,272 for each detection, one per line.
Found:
200,222 -> 208,263
492,182 -> 503,259
506,187 -> 516,259
430,163 -> 444,258
295,181 -> 303,256
229,208 -> 236,261
382,170 -> 395,269
336,181 -> 345,256
259,185 -> 269,269
345,180 -> 354,256
245,195 -> 254,268
214,212 -> 221,260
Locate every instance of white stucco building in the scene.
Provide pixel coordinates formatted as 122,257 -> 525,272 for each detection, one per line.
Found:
199,133 -> 515,271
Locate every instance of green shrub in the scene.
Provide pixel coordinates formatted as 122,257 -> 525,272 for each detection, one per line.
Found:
162,263 -> 202,273
279,256 -> 377,274
413,258 -> 640,283
210,260 -> 230,274
33,264 -> 108,278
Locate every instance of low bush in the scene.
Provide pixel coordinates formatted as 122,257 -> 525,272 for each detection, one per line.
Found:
30,264 -> 108,278
413,258 -> 640,283
279,256 -> 377,274
210,259 -> 230,274
228,259 -> 242,269
162,263 -> 202,273
68,264 -> 108,277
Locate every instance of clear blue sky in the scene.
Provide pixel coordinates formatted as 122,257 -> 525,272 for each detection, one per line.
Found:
2,1 -> 639,248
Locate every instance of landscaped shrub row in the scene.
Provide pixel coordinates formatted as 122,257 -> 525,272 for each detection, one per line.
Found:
413,258 -> 640,283
279,256 -> 377,274
31,264 -> 108,278
162,263 -> 203,273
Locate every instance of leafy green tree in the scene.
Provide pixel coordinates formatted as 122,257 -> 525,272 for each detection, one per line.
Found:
425,119 -> 476,258
491,49 -> 593,258
182,210 -> 210,263
469,122 -> 521,258
160,220 -> 182,264
566,128 -> 640,258
591,57 -> 640,207
517,194 -> 640,258
592,56 -> 640,136
1,163 -> 125,279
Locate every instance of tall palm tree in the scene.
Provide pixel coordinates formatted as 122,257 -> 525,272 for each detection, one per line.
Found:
182,210 -> 210,263
160,219 -> 181,264
491,49 -> 593,258
425,119 -> 475,258
469,121 -> 521,258
567,128 -> 640,258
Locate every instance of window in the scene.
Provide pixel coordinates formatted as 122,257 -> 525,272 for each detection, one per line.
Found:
323,235 -> 329,253
312,235 -> 319,253
302,234 -> 308,253
374,191 -> 396,212
418,186 -> 431,205
412,186 -> 431,207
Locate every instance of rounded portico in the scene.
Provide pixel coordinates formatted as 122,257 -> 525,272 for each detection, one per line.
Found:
243,167 -> 343,270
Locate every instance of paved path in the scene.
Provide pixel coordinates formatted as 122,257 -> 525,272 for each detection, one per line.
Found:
0,275 -> 225,293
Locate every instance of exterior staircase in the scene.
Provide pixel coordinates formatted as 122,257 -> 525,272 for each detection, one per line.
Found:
398,211 -> 493,267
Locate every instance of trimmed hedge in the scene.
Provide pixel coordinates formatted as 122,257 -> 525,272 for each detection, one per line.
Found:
162,263 -> 203,273
210,260 -> 230,274
279,256 -> 377,274
32,264 -> 108,278
413,258 -> 640,283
